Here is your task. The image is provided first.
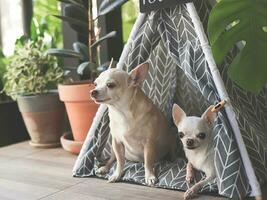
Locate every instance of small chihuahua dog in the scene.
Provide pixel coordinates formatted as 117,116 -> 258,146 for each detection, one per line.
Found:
172,104 -> 217,200
91,63 -> 177,186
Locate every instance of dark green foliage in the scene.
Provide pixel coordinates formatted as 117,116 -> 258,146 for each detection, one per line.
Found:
3,40 -> 64,100
50,0 -> 125,80
0,50 -> 7,92
208,0 -> 267,93
33,0 -> 63,47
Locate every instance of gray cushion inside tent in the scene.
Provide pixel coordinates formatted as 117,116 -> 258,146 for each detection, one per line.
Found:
73,1 -> 267,199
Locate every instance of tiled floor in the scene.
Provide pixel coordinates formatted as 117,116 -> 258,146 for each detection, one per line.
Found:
0,141 -> 264,200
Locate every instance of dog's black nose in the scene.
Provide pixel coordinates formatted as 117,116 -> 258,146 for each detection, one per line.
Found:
186,139 -> 194,147
91,90 -> 98,98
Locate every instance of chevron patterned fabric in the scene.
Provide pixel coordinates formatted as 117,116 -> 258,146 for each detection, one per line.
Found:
73,1 -> 267,199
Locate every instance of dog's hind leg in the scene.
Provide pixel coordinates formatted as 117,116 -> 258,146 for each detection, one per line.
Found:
96,150 -> 115,175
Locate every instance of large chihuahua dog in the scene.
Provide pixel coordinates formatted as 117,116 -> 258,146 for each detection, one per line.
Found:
172,104 -> 216,200
90,63 -> 177,186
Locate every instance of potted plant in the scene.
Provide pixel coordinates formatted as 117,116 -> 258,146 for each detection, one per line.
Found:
0,50 -> 29,147
46,0 -> 120,154
3,39 -> 65,148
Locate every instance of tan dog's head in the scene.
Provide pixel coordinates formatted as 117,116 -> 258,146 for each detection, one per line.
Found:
90,63 -> 149,105
172,104 -> 217,150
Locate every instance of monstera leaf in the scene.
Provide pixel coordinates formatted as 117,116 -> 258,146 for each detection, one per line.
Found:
98,0 -> 129,16
208,0 -> 267,93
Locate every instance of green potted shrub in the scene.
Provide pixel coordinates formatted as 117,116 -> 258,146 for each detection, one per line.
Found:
3,39 -> 65,148
0,50 -> 28,147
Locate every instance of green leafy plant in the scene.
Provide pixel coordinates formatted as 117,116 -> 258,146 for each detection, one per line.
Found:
47,33 -> 116,80
0,7 -> 63,100
208,0 -> 267,93
0,50 -> 11,102
32,0 -> 63,47
48,0 -> 128,81
3,39 -> 64,100
0,50 -> 7,92
121,0 -> 138,43
16,14 -> 58,50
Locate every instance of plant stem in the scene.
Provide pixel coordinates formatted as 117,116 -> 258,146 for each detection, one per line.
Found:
88,0 -> 96,63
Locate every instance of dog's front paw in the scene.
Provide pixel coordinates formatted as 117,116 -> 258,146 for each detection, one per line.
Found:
107,171 -> 122,183
184,188 -> 196,200
96,166 -> 110,175
186,173 -> 194,183
145,173 -> 157,186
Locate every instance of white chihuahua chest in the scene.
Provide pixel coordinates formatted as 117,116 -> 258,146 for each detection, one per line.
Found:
109,107 -> 145,162
185,149 -> 215,177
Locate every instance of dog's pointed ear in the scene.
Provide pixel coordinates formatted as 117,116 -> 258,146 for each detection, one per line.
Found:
202,106 -> 217,125
129,62 -> 149,86
172,104 -> 186,126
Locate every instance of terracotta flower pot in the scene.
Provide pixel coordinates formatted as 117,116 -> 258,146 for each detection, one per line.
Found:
58,81 -> 99,146
17,92 -> 65,148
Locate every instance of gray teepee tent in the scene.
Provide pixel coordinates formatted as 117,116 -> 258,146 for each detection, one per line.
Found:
73,1 -> 267,199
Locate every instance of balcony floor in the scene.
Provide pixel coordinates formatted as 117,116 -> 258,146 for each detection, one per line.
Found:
0,141 -> 264,200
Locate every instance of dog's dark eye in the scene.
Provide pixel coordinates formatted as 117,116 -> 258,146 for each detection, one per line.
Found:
106,83 -> 116,89
178,132 -> 184,139
197,132 -> 206,139
94,82 -> 97,87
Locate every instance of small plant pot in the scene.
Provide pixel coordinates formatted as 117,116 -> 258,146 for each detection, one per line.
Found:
17,92 -> 65,148
58,81 -> 99,146
60,132 -> 83,154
